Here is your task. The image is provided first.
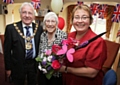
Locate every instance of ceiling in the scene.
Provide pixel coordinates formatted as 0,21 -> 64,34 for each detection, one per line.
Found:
64,0 -> 120,3
0,0 -> 120,4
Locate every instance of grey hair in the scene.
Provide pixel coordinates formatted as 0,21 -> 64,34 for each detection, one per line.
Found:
19,2 -> 35,15
43,12 -> 58,30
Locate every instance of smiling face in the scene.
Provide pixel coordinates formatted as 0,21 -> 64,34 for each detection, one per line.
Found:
72,9 -> 90,33
45,17 -> 57,34
20,5 -> 35,25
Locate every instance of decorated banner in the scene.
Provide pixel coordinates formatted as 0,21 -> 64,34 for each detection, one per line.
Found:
90,3 -> 100,15
117,29 -> 120,37
3,0 -> 14,4
98,4 -> 108,19
77,1 -> 83,5
31,0 -> 41,9
111,4 -> 120,23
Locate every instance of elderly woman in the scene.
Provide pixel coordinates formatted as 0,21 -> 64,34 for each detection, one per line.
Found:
59,4 -> 107,85
37,12 -> 67,85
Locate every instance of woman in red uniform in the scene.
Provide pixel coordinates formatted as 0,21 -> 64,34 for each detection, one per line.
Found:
59,4 -> 107,85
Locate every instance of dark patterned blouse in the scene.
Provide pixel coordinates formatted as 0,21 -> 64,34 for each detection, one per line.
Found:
38,28 -> 67,77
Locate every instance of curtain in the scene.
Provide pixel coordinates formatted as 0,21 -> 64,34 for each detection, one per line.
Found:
106,5 -> 115,38
66,5 -> 75,34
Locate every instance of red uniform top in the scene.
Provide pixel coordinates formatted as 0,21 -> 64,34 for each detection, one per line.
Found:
63,28 -> 107,85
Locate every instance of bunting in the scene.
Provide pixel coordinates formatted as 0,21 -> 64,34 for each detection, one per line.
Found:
31,0 -> 41,9
90,3 -> 100,15
3,0 -> 14,4
98,4 -> 108,19
77,1 -> 83,5
117,29 -> 120,37
111,4 -> 120,23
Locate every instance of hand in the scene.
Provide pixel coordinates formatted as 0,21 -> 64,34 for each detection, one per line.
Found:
6,70 -> 11,78
59,65 -> 66,72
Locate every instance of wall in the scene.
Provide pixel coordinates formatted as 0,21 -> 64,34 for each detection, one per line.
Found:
0,15 -> 5,34
13,4 -> 21,22
0,0 -> 120,41
0,0 -> 51,34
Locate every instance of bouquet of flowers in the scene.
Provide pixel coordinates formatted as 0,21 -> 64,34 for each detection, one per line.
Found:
35,37 -> 77,79
35,31 -> 106,79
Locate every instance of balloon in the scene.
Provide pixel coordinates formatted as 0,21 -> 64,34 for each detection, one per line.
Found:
51,0 -> 63,14
58,17 -> 65,30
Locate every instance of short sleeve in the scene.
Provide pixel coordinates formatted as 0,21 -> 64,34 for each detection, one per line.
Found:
85,39 -> 107,70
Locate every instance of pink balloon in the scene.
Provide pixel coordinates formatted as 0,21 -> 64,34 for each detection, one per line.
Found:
58,17 -> 65,30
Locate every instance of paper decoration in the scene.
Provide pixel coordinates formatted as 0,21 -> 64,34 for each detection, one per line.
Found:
77,1 -> 83,5
31,0 -> 41,9
111,4 -> 120,23
3,0 -> 14,4
117,29 -> 120,37
98,4 -> 108,19
90,3 -> 100,15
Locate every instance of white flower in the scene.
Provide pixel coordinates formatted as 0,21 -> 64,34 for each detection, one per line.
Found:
38,63 -> 47,73
38,63 -> 42,70
42,68 -> 47,73
40,53 -> 44,58
47,55 -> 53,62
43,57 -> 47,62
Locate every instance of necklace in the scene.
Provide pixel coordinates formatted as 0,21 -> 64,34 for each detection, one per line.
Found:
14,23 -> 38,50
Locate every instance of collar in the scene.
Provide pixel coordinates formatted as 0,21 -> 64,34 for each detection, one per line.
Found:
22,22 -> 32,28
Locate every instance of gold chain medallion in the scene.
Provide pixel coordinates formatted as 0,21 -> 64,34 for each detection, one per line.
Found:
26,42 -> 33,50
14,23 -> 38,49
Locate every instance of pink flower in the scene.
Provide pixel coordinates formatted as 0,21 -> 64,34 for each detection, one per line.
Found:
62,39 -> 69,45
45,49 -> 52,55
51,60 -> 61,70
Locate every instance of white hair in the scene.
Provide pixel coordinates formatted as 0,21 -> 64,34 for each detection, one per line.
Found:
43,12 -> 58,30
19,2 -> 35,15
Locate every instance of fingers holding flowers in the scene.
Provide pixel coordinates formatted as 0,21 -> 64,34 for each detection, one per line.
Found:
58,65 -> 66,73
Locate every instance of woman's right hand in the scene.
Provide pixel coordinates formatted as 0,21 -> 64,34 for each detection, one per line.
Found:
59,65 -> 66,72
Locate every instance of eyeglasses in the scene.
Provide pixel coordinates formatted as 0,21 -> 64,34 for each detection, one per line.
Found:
45,20 -> 56,24
74,16 -> 90,21
21,11 -> 33,16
